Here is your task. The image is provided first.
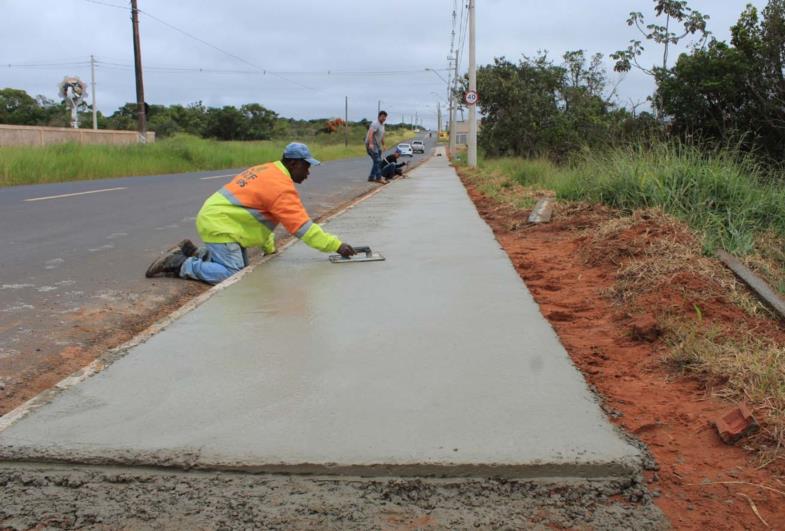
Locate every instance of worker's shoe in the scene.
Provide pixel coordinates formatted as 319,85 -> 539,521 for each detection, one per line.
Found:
177,239 -> 199,257
145,249 -> 188,278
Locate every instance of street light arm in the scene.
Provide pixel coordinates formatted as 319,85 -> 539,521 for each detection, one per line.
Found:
424,68 -> 449,86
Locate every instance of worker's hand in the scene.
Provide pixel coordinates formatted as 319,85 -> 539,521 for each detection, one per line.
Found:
337,243 -> 356,258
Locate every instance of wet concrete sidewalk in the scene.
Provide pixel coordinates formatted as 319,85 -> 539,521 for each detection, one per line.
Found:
0,148 -> 640,478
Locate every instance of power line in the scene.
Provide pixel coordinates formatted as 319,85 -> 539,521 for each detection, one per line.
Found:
4,61 -> 91,68
82,0 -> 127,10
95,60 -> 449,76
80,0 -> 314,90
456,2 -> 470,77
135,7 -> 315,90
3,57 -> 451,78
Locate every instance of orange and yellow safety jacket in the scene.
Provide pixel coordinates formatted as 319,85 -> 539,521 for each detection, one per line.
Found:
195,161 -> 342,254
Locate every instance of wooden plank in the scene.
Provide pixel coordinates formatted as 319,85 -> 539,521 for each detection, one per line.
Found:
716,250 -> 785,320
528,198 -> 553,224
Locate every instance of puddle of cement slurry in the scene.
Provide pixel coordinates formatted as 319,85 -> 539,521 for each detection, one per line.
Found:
0,150 -> 641,478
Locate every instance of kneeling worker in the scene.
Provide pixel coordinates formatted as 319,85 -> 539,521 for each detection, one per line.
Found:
380,148 -> 407,180
145,142 -> 356,284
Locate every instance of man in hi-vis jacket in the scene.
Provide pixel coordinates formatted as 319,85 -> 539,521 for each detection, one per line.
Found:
145,143 -> 356,284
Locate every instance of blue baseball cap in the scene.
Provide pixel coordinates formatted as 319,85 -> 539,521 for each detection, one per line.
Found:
283,142 -> 320,166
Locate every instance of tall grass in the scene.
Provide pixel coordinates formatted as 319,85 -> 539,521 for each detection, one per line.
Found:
477,143 -> 785,255
0,131 -> 413,187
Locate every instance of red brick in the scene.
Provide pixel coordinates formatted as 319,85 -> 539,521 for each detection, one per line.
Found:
713,403 -> 758,444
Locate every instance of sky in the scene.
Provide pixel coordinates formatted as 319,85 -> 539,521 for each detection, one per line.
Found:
0,0 -> 768,129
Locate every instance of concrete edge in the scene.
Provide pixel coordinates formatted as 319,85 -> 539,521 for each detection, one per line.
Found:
0,154 -> 432,434
0,447 -> 641,480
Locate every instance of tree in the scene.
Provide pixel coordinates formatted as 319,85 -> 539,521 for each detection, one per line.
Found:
241,103 -> 278,140
731,1 -> 785,160
656,1 -> 785,161
0,88 -> 45,125
474,52 -> 625,159
612,0 -> 711,75
656,41 -> 753,144
205,106 -> 249,140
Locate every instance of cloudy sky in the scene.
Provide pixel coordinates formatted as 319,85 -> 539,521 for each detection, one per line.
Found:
1,0 -> 767,128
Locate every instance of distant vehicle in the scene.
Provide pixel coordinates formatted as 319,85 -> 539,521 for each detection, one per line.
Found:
411,140 -> 425,154
397,143 -> 414,157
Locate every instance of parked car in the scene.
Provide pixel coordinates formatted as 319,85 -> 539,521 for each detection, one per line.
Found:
411,140 -> 425,154
397,143 -> 414,157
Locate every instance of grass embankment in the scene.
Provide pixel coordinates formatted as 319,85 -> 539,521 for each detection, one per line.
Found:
0,131 -> 413,187
458,144 -> 785,454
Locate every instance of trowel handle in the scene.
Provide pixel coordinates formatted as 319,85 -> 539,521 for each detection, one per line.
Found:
353,246 -> 372,257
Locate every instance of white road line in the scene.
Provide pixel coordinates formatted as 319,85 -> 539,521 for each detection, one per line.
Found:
200,174 -> 235,181
24,187 -> 127,202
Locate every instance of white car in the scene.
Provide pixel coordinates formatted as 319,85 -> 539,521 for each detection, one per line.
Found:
411,140 -> 425,154
397,143 -> 414,157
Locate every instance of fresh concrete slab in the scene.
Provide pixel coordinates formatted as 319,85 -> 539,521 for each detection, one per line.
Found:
0,149 -> 640,478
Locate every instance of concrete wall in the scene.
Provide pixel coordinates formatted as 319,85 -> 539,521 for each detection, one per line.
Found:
454,121 -> 480,146
0,124 -> 155,147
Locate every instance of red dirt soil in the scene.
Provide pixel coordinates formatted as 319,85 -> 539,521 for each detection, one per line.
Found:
462,180 -> 785,530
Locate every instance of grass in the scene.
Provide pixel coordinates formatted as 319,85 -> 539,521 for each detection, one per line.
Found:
466,143 -> 785,255
458,142 -> 785,291
665,317 -> 785,454
0,131 -> 413,187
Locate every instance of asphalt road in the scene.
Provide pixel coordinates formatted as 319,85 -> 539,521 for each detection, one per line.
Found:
0,134 -> 435,413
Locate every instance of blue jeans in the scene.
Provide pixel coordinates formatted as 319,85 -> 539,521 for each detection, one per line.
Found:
180,242 -> 248,285
367,148 -> 382,180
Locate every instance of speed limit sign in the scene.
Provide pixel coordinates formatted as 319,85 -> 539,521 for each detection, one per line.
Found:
464,90 -> 479,105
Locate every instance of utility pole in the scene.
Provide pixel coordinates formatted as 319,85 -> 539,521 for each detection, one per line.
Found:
130,0 -> 147,143
449,50 -> 458,154
448,0 -> 458,154
377,100 -> 381,115
344,96 -> 349,147
90,54 -> 97,130
437,101 -> 441,134
467,0 -> 477,167
415,111 -> 418,131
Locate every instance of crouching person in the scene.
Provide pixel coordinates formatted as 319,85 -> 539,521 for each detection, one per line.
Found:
380,148 -> 407,180
145,142 -> 356,284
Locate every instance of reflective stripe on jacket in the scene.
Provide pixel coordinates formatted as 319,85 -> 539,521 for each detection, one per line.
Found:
195,161 -> 342,253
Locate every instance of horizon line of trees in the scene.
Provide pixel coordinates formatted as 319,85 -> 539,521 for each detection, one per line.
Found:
473,0 -> 785,165
0,91 -> 411,141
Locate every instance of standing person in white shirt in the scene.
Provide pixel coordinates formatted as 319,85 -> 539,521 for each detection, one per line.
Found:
365,110 -> 388,184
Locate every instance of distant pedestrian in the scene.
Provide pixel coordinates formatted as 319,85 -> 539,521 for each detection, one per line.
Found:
365,110 -> 388,184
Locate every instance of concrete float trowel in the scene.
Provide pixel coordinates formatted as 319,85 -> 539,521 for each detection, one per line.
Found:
329,246 -> 385,263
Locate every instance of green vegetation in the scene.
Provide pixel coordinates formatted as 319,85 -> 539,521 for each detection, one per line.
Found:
0,131 -> 412,187
0,89 -> 414,142
463,143 -> 785,256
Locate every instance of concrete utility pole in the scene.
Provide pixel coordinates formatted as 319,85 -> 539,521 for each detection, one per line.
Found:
448,0 -> 457,151
449,50 -> 458,154
130,0 -> 147,142
377,100 -> 381,115
437,101 -> 441,134
344,96 -> 349,147
467,0 -> 477,167
90,54 -> 97,130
